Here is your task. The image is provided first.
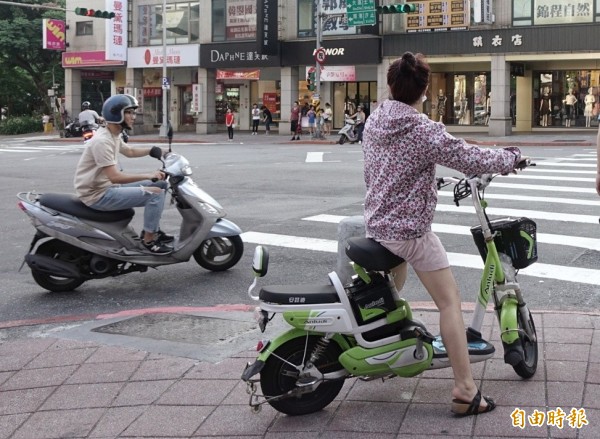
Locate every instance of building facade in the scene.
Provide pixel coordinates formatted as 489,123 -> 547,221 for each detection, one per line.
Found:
61,0 -> 600,136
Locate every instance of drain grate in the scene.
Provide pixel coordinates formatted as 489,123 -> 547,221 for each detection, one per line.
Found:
92,314 -> 256,345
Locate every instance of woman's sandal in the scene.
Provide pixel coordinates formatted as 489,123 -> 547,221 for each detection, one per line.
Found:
451,389 -> 496,416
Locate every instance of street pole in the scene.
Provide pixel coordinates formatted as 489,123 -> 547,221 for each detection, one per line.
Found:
159,0 -> 168,137
315,0 -> 323,139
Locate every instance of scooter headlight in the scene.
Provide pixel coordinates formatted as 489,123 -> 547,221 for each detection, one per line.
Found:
182,165 -> 192,176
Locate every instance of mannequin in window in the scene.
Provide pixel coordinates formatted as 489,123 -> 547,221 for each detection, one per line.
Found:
584,87 -> 595,128
436,89 -> 446,123
539,87 -> 551,127
563,90 -> 577,128
458,94 -> 469,125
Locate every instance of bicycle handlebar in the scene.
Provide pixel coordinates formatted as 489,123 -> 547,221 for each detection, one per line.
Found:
436,158 -> 535,205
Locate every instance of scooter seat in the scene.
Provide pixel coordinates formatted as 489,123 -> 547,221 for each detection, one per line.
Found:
345,237 -> 405,271
259,284 -> 339,305
39,193 -> 135,223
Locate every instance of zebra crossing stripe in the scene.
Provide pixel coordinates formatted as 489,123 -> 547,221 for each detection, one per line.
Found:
302,215 -> 600,251
240,231 -> 600,286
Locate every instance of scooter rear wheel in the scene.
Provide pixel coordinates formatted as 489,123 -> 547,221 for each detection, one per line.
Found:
511,307 -> 538,379
338,135 -> 346,145
260,335 -> 344,416
30,239 -> 86,293
193,235 -> 243,271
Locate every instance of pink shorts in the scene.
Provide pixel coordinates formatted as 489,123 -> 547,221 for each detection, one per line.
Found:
379,231 -> 450,272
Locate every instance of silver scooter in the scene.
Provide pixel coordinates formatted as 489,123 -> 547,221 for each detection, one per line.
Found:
337,115 -> 359,145
17,129 -> 243,292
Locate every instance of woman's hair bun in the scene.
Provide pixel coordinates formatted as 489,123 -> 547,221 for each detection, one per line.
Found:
400,52 -> 416,74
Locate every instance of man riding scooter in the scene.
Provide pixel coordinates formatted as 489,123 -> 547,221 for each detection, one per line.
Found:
73,94 -> 173,254
78,101 -> 105,141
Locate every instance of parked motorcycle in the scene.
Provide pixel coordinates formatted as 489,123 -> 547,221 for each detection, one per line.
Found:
63,118 -> 82,138
337,116 -> 359,144
17,128 -> 244,292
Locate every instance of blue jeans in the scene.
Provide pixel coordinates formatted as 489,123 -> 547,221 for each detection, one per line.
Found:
89,180 -> 167,233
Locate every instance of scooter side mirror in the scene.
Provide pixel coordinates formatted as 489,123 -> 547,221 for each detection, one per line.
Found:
149,146 -> 163,160
252,245 -> 269,277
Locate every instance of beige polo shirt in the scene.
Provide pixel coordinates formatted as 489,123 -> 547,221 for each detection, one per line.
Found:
74,127 -> 131,206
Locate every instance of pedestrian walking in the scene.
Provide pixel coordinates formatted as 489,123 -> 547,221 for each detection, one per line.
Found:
225,108 -> 235,141
251,104 -> 260,135
290,101 -> 300,140
261,105 -> 272,135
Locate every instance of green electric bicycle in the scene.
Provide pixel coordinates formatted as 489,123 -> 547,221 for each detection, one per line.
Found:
241,163 -> 538,416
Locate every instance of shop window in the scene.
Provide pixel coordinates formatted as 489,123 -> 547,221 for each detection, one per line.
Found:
76,21 -> 93,36
138,2 -> 200,46
211,0 -> 256,42
533,70 -> 600,128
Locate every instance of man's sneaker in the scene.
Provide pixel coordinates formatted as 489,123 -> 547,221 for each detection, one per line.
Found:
141,229 -> 174,243
142,240 -> 172,254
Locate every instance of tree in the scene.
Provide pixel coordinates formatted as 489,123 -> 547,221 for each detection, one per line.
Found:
0,0 -> 65,116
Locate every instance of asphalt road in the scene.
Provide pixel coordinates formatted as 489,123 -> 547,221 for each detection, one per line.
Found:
1,135 -> 599,327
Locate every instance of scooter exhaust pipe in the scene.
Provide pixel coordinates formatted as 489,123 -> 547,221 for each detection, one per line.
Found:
24,254 -> 82,279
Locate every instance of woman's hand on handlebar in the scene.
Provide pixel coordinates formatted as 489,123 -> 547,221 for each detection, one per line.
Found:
515,155 -> 533,171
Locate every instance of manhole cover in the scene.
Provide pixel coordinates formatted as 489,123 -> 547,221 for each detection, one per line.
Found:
92,314 -> 256,345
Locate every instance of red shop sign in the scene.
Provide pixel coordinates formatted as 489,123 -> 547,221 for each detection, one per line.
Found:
143,87 -> 162,97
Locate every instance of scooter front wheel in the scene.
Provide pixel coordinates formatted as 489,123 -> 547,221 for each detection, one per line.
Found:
260,335 -> 344,416
511,307 -> 538,378
338,135 -> 346,145
193,235 -> 243,271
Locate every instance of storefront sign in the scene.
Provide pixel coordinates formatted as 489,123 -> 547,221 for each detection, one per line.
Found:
256,0 -> 278,55
200,42 -> 280,68
42,19 -> 65,51
143,88 -> 163,97
282,38 -> 380,66
533,0 -> 593,25
192,84 -> 202,113
105,0 -> 127,61
216,70 -> 260,80
306,66 -> 356,82
81,71 -> 115,80
226,0 -> 256,40
321,0 -> 357,36
511,63 -> 525,77
405,0 -> 470,33
127,44 -> 200,68
137,5 -> 153,46
62,51 -> 125,68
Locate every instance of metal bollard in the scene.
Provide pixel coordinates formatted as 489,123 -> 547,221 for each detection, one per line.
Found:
336,215 -> 365,285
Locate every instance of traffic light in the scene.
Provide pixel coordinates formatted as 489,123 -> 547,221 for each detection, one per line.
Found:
307,70 -> 316,91
74,8 -> 116,19
376,4 -> 417,14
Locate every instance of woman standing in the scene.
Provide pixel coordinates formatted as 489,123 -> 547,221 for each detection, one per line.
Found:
362,52 -> 526,416
290,101 -> 300,140
225,108 -> 235,141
